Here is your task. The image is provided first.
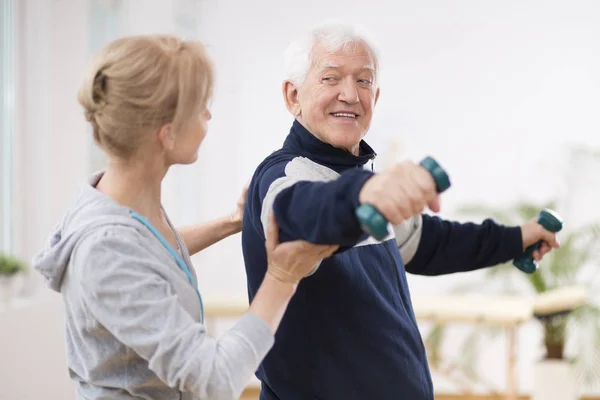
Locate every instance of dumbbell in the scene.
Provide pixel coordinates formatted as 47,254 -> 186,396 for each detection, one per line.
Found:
355,156 -> 451,241
513,209 -> 563,274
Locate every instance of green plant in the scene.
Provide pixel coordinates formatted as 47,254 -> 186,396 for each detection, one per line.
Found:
0,253 -> 27,276
424,200 -> 600,388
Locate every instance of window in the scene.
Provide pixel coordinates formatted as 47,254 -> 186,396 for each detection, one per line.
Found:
0,0 -> 16,254
88,0 -> 122,172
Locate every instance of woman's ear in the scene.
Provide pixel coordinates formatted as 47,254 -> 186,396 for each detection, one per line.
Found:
157,123 -> 176,151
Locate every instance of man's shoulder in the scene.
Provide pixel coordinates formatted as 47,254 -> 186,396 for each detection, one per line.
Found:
254,150 -> 295,176
250,150 -> 296,192
253,151 -> 339,185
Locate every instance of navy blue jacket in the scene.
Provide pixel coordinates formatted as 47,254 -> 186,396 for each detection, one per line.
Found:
242,120 -> 523,400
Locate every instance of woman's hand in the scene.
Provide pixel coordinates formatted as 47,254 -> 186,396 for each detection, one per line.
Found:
229,182 -> 249,230
265,213 -> 339,284
248,213 -> 339,335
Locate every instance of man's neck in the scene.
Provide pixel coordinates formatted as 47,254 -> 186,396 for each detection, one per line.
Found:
296,119 -> 361,156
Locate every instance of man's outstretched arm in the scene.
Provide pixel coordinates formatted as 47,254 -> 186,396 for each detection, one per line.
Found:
395,214 -> 558,276
397,214 -> 522,275
258,159 -> 373,247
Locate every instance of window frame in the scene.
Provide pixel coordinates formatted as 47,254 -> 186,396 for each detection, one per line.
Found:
1,0 -> 17,254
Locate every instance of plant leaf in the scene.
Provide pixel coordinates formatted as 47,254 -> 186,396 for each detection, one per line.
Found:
424,323 -> 445,368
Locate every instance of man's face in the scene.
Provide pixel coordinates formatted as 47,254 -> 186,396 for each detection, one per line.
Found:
284,41 -> 380,155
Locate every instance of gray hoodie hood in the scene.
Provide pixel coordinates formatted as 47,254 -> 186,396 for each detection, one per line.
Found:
32,173 -> 138,292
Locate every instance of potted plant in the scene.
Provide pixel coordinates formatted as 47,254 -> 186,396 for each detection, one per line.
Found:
0,252 -> 27,306
424,200 -> 600,399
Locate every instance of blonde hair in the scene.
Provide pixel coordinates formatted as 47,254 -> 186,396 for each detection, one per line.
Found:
78,34 -> 214,158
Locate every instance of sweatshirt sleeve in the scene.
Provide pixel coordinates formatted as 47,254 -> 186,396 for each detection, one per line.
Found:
394,214 -> 524,276
258,159 -> 374,247
75,229 -> 274,400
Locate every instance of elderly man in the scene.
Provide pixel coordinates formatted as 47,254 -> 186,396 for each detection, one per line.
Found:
241,22 -> 558,400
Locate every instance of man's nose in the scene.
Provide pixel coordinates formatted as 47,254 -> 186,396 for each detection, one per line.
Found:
337,79 -> 359,104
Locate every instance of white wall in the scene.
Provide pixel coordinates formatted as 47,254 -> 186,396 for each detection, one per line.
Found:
2,0 -> 600,398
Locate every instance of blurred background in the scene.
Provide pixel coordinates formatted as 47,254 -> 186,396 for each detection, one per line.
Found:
1,0 -> 600,399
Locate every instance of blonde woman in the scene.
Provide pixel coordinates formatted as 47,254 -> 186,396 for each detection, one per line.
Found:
32,35 -> 337,400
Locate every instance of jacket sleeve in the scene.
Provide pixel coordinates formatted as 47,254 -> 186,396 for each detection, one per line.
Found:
394,214 -> 524,275
258,159 -> 374,247
75,228 -> 274,400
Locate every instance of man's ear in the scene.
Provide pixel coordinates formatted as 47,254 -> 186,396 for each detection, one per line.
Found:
374,87 -> 380,106
157,123 -> 175,151
282,80 -> 301,117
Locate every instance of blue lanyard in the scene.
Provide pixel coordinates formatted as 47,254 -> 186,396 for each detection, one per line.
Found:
129,211 -> 205,322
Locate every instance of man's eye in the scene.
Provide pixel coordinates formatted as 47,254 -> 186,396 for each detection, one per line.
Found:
358,79 -> 373,85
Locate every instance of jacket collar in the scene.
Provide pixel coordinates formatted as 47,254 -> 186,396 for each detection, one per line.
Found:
282,120 -> 377,173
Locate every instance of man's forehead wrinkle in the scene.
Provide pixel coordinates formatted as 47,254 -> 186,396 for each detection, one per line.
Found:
309,46 -> 375,75
316,61 -> 375,74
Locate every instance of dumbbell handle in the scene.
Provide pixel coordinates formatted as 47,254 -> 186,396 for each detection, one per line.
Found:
513,209 -> 563,273
355,156 -> 451,241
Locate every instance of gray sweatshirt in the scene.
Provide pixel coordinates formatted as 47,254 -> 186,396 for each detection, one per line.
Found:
32,173 -> 274,400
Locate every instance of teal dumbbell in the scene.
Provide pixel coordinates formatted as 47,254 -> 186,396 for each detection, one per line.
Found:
355,156 -> 451,241
513,209 -> 563,274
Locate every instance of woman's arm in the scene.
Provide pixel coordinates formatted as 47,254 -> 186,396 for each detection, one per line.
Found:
177,184 -> 247,256
77,228 -> 268,400
177,215 -> 241,256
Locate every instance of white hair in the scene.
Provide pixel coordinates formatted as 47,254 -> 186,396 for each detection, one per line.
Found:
283,20 -> 380,87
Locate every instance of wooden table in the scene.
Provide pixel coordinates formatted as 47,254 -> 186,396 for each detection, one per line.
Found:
412,294 -> 534,400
